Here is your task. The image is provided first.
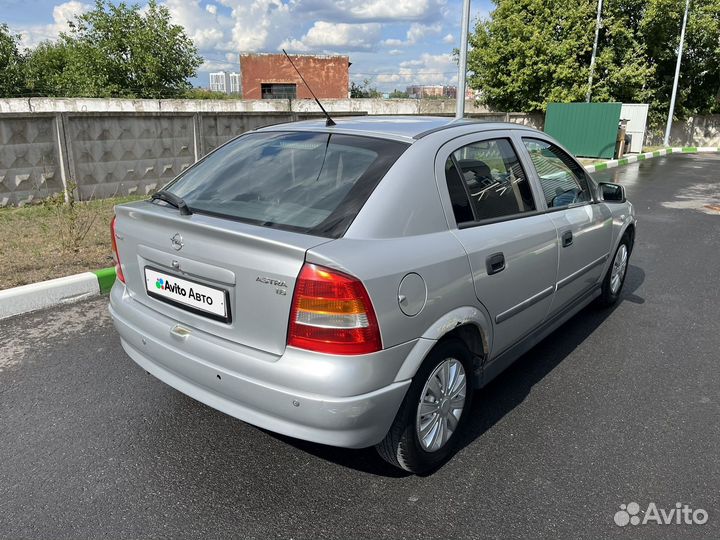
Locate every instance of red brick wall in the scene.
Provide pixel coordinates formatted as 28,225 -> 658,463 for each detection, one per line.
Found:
240,54 -> 349,99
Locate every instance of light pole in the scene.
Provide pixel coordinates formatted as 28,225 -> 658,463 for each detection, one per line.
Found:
456,0 -> 472,119
664,0 -> 691,146
586,0 -> 604,102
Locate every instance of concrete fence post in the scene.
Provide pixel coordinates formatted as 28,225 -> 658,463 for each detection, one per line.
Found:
53,113 -> 71,203
59,112 -> 79,201
192,113 -> 201,162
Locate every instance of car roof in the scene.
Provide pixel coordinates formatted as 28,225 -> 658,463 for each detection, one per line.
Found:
256,115 -> 542,143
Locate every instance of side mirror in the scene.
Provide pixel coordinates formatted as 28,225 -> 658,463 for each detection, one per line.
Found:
599,182 -> 625,203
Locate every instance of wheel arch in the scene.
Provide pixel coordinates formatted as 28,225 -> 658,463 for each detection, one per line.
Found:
394,306 -> 492,384
623,222 -> 636,254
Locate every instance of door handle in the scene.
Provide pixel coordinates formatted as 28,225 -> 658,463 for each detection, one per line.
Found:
562,230 -> 573,248
486,252 -> 505,275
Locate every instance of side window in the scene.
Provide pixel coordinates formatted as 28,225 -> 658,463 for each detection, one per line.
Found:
522,138 -> 592,208
445,157 -> 474,224
444,138 -> 536,223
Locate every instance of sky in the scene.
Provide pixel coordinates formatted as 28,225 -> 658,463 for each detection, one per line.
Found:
1,0 -> 492,92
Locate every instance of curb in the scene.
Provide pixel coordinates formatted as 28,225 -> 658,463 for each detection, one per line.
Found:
584,146 -> 720,173
0,267 -> 116,320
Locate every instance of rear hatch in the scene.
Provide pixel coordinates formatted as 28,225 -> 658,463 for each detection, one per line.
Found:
113,130 -> 408,356
114,202 -> 328,356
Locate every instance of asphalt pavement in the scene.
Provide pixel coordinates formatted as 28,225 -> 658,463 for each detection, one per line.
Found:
1,153 -> 719,539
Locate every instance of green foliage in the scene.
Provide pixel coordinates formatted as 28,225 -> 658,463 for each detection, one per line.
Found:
23,40 -> 79,97
182,87 -> 237,100
62,0 -> 203,98
350,79 -> 382,98
1,0 -> 203,98
468,0 -> 720,121
0,24 -> 24,97
468,0 -> 597,112
642,0 -> 720,119
389,89 -> 409,98
589,0 -> 655,105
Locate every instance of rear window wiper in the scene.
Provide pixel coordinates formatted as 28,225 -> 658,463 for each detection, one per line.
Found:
151,190 -> 193,216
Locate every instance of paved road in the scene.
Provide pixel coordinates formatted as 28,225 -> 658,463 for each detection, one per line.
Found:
2,154 -> 720,539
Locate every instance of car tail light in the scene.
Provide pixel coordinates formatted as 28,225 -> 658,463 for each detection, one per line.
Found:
288,263 -> 382,355
111,216 -> 125,284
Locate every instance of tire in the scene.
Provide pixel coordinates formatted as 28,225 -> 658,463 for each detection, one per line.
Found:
597,234 -> 631,307
376,338 -> 474,474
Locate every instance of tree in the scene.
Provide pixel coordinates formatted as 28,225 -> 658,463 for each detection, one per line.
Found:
18,0 -> 203,98
467,0 -> 597,112
23,41 -> 78,97
641,0 -> 720,119
389,89 -> 409,98
63,0 -> 203,98
0,24 -> 25,97
350,79 -> 382,98
183,87 -> 236,100
587,0 -> 655,105
467,0 -> 720,122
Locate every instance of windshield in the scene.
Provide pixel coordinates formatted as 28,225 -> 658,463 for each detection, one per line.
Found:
164,131 -> 409,238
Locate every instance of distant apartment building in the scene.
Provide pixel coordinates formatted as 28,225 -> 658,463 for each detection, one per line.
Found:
209,71 -> 241,94
406,85 -> 457,99
229,73 -> 242,94
239,53 -> 350,99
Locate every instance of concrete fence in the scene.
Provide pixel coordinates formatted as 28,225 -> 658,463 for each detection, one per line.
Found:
0,98 -> 546,207
2,97 -> 717,207
0,110 -> 355,206
644,115 -> 720,148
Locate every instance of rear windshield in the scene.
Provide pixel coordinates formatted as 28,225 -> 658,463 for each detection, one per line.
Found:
164,131 -> 409,238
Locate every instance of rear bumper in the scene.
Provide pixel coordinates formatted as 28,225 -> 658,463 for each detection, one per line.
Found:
109,283 -> 412,448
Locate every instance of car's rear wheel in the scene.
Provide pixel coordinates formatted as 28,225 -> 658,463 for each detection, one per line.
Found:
598,235 -> 630,307
376,339 -> 474,474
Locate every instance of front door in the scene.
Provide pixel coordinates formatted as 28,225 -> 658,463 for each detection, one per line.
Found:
521,138 -> 613,313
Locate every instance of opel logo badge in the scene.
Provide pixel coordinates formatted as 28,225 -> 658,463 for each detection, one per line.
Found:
171,233 -> 183,251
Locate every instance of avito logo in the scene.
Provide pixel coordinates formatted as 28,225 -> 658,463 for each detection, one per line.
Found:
153,276 -> 212,306
614,502 -> 708,527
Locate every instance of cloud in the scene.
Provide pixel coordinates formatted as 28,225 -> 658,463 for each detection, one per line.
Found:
9,0 -> 460,92
405,22 -> 441,45
373,52 -> 457,88
381,22 -> 442,48
296,0 -> 446,23
382,38 -> 404,47
14,1 -> 91,48
162,0 -> 233,50
280,21 -> 382,52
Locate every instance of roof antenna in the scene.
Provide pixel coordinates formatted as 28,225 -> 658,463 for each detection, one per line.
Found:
282,49 -> 336,127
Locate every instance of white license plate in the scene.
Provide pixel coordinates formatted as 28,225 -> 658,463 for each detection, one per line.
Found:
144,267 -> 229,321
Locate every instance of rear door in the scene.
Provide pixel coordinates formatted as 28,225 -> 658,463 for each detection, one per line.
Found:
520,137 -> 613,313
436,132 -> 559,357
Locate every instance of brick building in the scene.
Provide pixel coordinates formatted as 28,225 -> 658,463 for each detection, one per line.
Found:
239,53 -> 350,100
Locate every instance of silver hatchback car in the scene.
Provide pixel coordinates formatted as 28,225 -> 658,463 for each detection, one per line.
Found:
109,116 -> 635,473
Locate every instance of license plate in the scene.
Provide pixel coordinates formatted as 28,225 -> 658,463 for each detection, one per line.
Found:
144,267 -> 230,322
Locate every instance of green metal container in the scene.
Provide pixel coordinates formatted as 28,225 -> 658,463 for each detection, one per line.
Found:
544,102 -> 622,159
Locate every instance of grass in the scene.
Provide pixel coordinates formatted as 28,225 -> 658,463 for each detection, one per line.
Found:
642,145 -> 665,152
0,195 -> 144,290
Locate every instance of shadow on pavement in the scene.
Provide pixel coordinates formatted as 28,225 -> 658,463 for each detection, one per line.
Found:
272,264 -> 646,478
